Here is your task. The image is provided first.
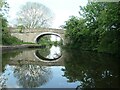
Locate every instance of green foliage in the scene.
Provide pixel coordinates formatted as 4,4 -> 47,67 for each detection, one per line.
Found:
64,2 -> 120,56
37,35 -> 52,46
0,0 -> 23,45
1,14 -> 23,45
52,41 -> 62,46
2,33 -> 23,45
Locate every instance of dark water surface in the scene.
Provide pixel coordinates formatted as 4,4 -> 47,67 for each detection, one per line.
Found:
0,45 -> 120,88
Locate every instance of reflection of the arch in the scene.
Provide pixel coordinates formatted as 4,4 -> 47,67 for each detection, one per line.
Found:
13,64 -> 52,88
35,45 -> 62,62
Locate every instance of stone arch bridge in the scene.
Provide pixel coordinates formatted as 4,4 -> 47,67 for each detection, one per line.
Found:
10,28 -> 65,43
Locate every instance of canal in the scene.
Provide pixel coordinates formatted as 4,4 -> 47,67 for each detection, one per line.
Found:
0,45 -> 120,88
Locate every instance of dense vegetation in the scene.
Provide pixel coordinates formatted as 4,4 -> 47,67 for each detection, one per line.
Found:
1,16 -> 23,45
64,2 -> 120,56
0,0 -> 23,45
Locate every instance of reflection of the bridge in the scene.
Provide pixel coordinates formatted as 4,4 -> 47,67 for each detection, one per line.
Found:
2,49 -> 119,88
8,49 -> 65,66
1,49 -> 65,88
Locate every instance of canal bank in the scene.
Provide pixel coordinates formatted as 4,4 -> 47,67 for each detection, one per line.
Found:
1,44 -> 46,51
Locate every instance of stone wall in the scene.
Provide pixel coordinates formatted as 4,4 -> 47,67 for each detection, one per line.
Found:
10,28 -> 65,43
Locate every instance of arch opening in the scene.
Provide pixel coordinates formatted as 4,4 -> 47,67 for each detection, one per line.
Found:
34,32 -> 64,44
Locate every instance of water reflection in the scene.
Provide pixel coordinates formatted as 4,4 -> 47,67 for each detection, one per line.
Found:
1,48 -> 120,88
13,64 -> 52,88
35,45 -> 62,61
1,51 -> 23,88
47,45 -> 61,59
1,50 -> 52,88
63,50 -> 120,88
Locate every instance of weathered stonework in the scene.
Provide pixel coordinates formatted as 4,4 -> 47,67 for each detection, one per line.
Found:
10,28 -> 65,43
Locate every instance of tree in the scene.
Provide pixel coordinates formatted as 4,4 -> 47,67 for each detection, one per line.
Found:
0,0 -> 9,45
0,0 -> 9,15
17,2 -> 54,29
0,0 -> 22,45
0,0 -> 8,31
64,2 -> 120,56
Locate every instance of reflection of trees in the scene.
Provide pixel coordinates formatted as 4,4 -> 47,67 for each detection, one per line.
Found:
37,46 -> 51,58
2,50 -> 22,71
63,50 -> 120,88
0,75 -> 7,88
2,50 -> 23,72
0,50 -> 23,88
14,64 -> 52,88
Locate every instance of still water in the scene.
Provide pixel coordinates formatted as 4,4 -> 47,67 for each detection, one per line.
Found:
0,45 -> 120,88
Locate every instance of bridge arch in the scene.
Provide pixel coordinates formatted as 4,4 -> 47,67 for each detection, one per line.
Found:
34,32 -> 64,44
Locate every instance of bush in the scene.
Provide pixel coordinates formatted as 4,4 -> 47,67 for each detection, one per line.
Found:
2,33 -> 23,45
